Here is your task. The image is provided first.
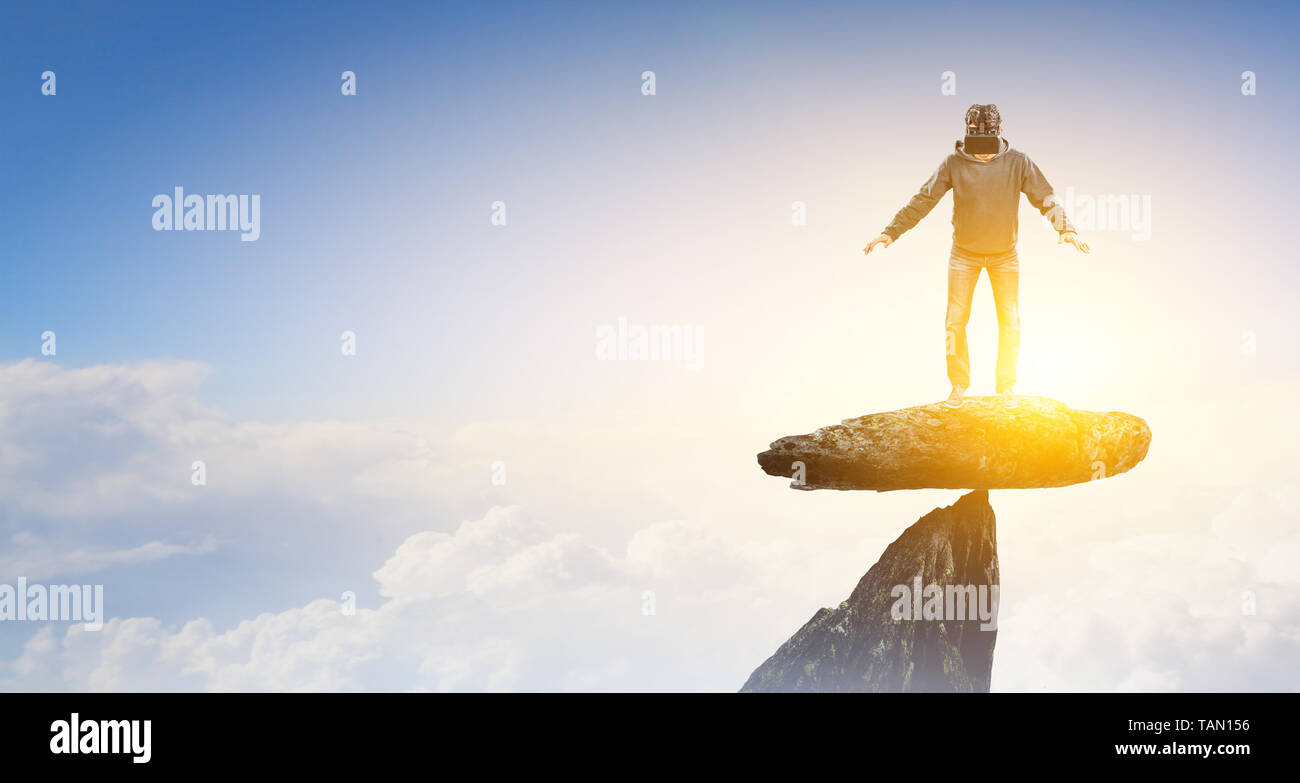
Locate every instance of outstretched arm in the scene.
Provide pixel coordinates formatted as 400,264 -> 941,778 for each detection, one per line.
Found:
1021,157 -> 1089,254
865,160 -> 952,255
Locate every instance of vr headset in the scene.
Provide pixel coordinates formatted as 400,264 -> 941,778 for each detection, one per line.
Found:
963,103 -> 1002,155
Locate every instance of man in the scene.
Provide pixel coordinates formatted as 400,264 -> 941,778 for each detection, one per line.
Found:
863,104 -> 1088,410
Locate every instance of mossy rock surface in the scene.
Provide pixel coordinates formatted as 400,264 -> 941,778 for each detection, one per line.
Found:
758,396 -> 1150,491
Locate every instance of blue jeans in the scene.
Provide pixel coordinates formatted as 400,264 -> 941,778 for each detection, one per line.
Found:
945,246 -> 1019,392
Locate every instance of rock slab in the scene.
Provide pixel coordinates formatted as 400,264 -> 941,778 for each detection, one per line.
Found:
757,396 -> 1150,491
740,490 -> 998,693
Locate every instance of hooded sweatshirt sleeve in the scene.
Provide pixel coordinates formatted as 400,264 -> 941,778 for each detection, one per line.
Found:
882,158 -> 952,241
1020,155 -> 1075,234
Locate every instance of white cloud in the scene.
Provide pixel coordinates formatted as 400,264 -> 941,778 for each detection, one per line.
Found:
0,360 -> 480,558
0,532 -> 217,582
995,486 -> 1300,692
3,506 -> 787,692
1,359 -> 1297,692
11,487 -> 1295,693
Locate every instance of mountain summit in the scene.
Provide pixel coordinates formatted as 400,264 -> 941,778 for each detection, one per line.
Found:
742,490 -> 997,693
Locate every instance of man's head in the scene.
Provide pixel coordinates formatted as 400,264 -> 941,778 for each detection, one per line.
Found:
963,104 -> 1003,157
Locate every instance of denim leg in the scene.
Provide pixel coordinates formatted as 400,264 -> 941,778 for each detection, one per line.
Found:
987,253 -> 1020,392
945,254 -> 981,389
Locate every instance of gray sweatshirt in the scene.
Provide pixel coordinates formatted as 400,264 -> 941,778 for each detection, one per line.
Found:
882,138 -> 1074,256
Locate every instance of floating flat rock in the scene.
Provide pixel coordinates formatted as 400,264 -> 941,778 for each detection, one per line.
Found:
757,396 -> 1150,491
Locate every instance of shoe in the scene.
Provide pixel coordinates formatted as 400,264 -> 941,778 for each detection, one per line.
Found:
945,386 -> 966,408
1000,388 -> 1018,410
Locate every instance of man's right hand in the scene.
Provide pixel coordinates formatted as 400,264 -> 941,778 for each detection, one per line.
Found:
863,233 -> 893,255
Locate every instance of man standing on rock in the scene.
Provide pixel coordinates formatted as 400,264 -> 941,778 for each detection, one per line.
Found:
863,104 -> 1089,410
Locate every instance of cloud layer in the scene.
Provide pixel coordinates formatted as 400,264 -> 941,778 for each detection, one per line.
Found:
1,360 -> 1297,692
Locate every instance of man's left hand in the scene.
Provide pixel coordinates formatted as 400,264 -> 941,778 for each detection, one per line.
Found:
1059,231 -> 1090,254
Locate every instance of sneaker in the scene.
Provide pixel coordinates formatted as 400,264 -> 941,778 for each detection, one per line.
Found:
1000,388 -> 1018,410
945,386 -> 966,408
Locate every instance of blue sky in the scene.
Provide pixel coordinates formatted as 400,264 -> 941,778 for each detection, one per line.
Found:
1,1 -> 1298,690
5,0 -> 1297,418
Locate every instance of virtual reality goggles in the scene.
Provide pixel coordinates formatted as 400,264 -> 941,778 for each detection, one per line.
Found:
963,103 -> 1002,154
